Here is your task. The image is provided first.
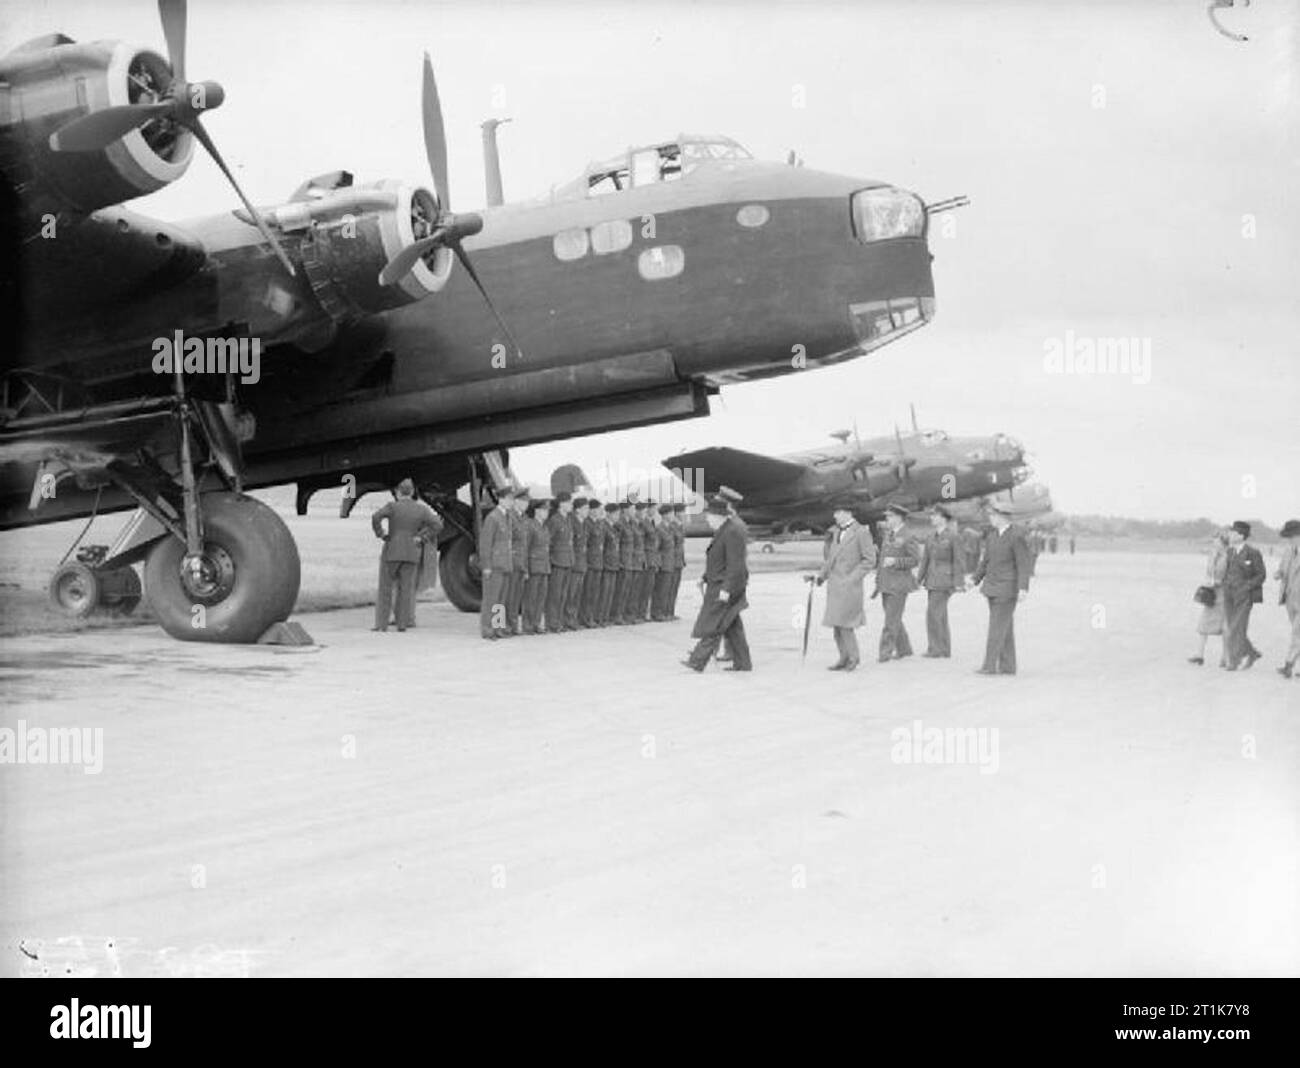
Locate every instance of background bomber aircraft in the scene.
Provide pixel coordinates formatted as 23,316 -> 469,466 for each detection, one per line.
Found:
663,409 -> 1032,537
0,0 -> 954,643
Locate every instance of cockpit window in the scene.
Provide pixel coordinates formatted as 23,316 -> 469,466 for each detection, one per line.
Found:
588,164 -> 630,197
576,135 -> 751,198
919,430 -> 948,446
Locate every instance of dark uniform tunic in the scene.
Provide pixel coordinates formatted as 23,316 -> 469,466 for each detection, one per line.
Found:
566,511 -> 589,628
477,505 -> 513,638
523,515 -> 551,633
917,529 -> 963,657
876,525 -> 919,660
545,511 -> 575,631
583,514 -> 604,626
601,516 -> 623,623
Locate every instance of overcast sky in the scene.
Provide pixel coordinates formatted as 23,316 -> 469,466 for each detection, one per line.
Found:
7,0 -> 1297,520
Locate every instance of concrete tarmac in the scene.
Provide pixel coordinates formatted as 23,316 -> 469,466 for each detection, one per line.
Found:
1,550 -> 1296,976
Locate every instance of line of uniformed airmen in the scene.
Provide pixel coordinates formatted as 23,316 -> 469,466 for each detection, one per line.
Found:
479,485 -> 688,639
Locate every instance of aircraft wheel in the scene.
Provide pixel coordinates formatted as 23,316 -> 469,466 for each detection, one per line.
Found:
144,492 -> 300,643
48,562 -> 101,618
101,567 -> 142,616
438,533 -> 481,613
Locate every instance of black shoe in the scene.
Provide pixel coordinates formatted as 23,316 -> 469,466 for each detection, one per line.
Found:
1279,662 -> 1294,678
724,665 -> 752,672
396,626 -> 407,632
828,661 -> 846,671
842,659 -> 859,672
1188,656 -> 1204,665
717,654 -> 733,662
1243,650 -> 1261,670
878,656 -> 892,664
923,651 -> 941,658
371,626 -> 387,632
895,651 -> 913,660
974,668 -> 996,675
681,659 -> 704,673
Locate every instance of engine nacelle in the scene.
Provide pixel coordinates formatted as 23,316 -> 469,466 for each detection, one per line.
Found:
278,179 -> 454,321
0,37 -> 194,220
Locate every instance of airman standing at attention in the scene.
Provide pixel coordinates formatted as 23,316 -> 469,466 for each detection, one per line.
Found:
566,497 -> 590,629
545,491 -> 575,631
640,501 -> 661,621
917,506 -> 962,658
583,498 -> 605,627
505,486 -> 531,635
652,504 -> 676,621
478,487 -> 514,639
523,496 -> 551,634
371,478 -> 443,633
669,503 -> 687,619
601,502 -> 623,624
621,501 -> 645,624
876,503 -> 919,661
611,501 -> 633,624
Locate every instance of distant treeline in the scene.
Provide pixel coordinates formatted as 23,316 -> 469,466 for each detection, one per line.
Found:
1062,516 -> 1282,543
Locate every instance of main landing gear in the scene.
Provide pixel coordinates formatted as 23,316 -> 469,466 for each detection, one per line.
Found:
31,363 -> 301,643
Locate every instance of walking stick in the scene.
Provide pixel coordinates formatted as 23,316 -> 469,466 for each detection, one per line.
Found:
801,574 -> 816,664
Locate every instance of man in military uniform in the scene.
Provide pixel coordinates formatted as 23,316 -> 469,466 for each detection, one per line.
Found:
600,502 -> 623,624
668,503 -> 687,619
478,487 -> 514,639
714,487 -> 748,661
566,497 -> 590,629
582,498 -> 605,627
917,506 -> 963,658
523,496 -> 551,634
972,500 -> 1032,674
651,504 -> 676,621
503,486 -> 531,635
876,503 -> 919,661
545,491 -> 575,631
640,500 -> 660,621
620,501 -> 645,624
371,478 -> 443,632
683,497 -> 752,672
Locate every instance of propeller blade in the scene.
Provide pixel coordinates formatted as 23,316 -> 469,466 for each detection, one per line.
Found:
422,52 -> 450,209
191,119 -> 296,276
452,243 -> 521,356
159,0 -> 187,81
910,402 -> 918,432
49,102 -> 172,152
377,228 -> 447,287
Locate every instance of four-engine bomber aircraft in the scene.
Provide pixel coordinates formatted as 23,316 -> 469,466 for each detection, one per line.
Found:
0,0 -> 946,642
664,418 -> 1030,536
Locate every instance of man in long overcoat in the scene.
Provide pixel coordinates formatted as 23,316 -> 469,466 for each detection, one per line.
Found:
683,497 -> 751,672
817,505 -> 877,670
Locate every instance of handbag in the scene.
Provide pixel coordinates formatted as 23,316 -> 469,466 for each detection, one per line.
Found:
1193,585 -> 1216,607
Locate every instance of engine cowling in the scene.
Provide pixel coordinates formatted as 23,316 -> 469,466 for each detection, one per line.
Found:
0,37 -> 194,220
280,179 -> 454,321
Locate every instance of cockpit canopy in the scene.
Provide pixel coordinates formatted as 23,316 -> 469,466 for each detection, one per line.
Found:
555,134 -> 753,200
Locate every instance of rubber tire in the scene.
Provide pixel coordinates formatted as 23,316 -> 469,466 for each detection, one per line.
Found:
144,492 -> 300,643
48,562 -> 101,618
101,567 -> 142,616
438,533 -> 481,613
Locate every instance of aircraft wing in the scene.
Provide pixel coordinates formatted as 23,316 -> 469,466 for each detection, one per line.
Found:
18,210 -> 209,330
662,447 -> 808,495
